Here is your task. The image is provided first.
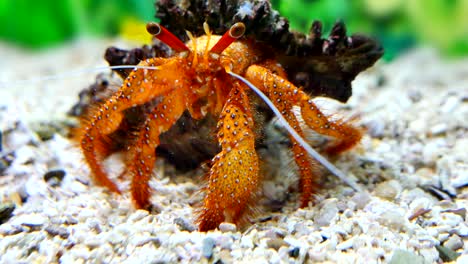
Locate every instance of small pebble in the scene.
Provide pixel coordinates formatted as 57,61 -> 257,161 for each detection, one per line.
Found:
267,238 -> 288,251
440,96 -> 459,113
443,234 -> 463,251
435,245 -> 459,262
128,210 -> 149,222
409,197 -> 433,214
43,169 -> 66,187
351,192 -> 371,209
0,152 -> 14,174
366,120 -> 386,138
202,237 -> 216,259
45,225 -> 69,239
408,119 -> 427,134
422,141 -> 444,164
374,180 -> 402,200
84,237 -> 101,248
0,203 -> 15,224
407,89 -> 422,102
68,180 -> 87,193
314,199 -> 339,226
174,217 -> 196,232
218,222 -> 237,232
336,237 -> 355,250
429,123 -> 447,136
414,168 -> 436,185
129,233 -> 158,247
217,249 -> 232,263
288,247 -> 300,258
378,210 -> 407,231
11,214 -> 46,228
443,208 -> 466,219
389,249 -> 425,264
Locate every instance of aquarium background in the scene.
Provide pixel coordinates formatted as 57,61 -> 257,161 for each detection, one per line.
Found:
0,0 -> 467,60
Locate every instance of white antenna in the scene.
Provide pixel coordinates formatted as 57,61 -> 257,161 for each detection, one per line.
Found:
0,65 -> 160,88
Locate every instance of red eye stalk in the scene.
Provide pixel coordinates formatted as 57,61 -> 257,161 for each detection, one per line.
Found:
210,22 -> 246,54
146,22 -> 189,52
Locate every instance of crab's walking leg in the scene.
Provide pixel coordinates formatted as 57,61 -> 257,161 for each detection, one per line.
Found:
300,99 -> 362,155
244,66 -> 319,207
197,84 -> 259,231
245,65 -> 362,207
126,86 -> 190,209
282,111 -> 321,207
80,58 -> 183,193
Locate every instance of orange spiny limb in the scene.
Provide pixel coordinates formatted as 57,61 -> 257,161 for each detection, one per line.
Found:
127,85 -> 191,209
210,22 -> 246,54
197,84 -> 259,231
278,111 -> 321,208
80,58 -> 187,194
288,118 -> 321,208
232,66 -> 319,207
146,22 -> 189,52
244,66 -> 363,156
228,68 -> 362,192
81,131 -> 121,193
298,94 -> 363,156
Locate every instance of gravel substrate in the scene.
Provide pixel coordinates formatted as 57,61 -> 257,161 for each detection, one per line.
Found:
0,39 -> 467,263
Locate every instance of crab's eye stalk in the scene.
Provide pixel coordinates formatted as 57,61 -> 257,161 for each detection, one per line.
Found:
146,22 -> 189,52
210,22 -> 246,54
229,23 -> 246,38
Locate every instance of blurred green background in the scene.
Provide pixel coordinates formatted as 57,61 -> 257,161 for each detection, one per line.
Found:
0,0 -> 467,60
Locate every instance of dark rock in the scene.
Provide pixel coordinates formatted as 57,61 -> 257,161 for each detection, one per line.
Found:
43,169 -> 66,187
0,203 -> 15,224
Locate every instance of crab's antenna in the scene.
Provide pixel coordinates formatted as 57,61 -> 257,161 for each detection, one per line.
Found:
146,22 -> 189,52
203,22 -> 212,62
210,22 -> 246,54
227,71 -> 362,192
186,30 -> 198,66
2,65 -> 164,88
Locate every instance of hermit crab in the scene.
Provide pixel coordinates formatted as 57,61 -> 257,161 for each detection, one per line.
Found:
77,21 -> 365,231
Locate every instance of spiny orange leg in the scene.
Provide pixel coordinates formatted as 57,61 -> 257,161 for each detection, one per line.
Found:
300,99 -> 362,155
245,65 -> 362,207
282,112 -> 321,207
197,84 -> 259,231
244,66 -> 319,207
249,66 -> 362,155
80,58 -> 183,193
126,86 -> 191,209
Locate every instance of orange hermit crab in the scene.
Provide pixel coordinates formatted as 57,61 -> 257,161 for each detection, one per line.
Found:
78,22 -> 362,231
